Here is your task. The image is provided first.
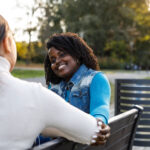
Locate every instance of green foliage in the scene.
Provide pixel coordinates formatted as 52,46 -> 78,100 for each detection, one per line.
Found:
99,57 -> 126,69
33,0 -> 150,69
110,82 -> 115,104
38,0 -> 63,43
104,40 -> 129,60
134,35 -> 150,69
16,41 -> 46,63
12,69 -> 44,78
129,0 -> 150,33
30,42 -> 46,63
16,42 -> 28,59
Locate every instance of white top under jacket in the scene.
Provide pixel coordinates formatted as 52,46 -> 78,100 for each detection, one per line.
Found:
0,56 -> 98,150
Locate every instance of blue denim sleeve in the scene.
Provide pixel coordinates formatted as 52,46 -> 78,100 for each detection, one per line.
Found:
90,72 -> 111,124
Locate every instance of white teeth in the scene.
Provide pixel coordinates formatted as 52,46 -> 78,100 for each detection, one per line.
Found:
58,65 -> 65,70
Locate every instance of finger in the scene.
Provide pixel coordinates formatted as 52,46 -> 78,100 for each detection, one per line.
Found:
97,131 -> 110,140
101,124 -> 110,131
105,132 -> 110,139
92,135 -> 105,141
92,132 -> 105,140
100,126 -> 110,134
96,134 -> 106,141
91,139 -> 107,146
100,129 -> 110,135
101,123 -> 106,129
97,139 -> 107,145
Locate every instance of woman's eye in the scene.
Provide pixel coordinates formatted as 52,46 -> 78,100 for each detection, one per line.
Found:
60,53 -> 65,57
50,58 -> 56,64
60,52 -> 67,58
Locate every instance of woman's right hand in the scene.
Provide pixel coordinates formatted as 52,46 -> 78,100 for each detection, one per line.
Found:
91,119 -> 110,145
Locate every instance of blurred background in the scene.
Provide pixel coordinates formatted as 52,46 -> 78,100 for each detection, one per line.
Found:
1,0 -> 150,70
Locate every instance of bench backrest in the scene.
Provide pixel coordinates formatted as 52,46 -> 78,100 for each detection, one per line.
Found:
115,79 -> 150,147
32,105 -> 143,150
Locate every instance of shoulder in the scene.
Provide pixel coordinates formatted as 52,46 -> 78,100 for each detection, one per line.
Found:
8,76 -> 53,111
14,76 -> 42,87
11,76 -> 45,95
92,72 -> 109,82
84,69 -> 108,82
90,72 -> 110,89
78,69 -> 98,87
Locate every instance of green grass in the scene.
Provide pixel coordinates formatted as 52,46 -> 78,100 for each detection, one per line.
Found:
110,82 -> 115,104
12,69 -> 44,79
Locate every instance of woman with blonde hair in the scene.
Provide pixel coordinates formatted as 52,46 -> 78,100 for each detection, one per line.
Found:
0,15 -> 109,150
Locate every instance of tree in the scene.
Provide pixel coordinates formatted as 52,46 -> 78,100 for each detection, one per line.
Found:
16,0 -> 45,64
38,0 -> 63,43
37,0 -> 150,69
49,0 -> 136,56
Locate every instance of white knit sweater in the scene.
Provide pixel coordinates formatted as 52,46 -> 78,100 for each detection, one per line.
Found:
0,56 -> 98,150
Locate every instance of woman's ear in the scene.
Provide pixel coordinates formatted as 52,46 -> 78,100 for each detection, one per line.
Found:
2,36 -> 11,54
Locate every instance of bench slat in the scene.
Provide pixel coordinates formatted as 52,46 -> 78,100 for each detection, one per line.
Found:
135,133 -> 150,139
120,86 -> 150,91
119,93 -> 150,98
115,79 -> 150,147
134,140 -> 150,146
120,99 -> 150,105
119,105 -> 150,112
136,127 -> 150,132
117,79 -> 150,84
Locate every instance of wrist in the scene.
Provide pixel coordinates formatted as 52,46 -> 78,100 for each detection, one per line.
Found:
91,118 -> 102,144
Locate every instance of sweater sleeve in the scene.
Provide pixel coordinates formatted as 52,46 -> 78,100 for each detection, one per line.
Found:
36,84 -> 99,145
90,72 -> 111,124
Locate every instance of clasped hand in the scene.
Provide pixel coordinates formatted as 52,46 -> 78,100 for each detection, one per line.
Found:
91,119 -> 110,146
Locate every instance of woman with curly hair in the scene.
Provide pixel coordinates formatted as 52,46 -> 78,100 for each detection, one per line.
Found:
40,32 -> 111,145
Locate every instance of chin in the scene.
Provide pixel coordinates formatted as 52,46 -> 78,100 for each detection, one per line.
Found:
10,66 -> 14,72
10,62 -> 15,72
59,73 -> 68,78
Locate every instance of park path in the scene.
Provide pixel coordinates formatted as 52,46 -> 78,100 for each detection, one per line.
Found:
22,70 -> 150,86
22,70 -> 150,150
106,70 -> 150,84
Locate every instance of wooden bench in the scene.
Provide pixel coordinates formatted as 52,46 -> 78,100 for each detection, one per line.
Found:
115,79 -> 150,147
31,105 -> 143,150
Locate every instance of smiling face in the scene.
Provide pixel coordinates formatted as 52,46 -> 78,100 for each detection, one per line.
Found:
48,47 -> 80,81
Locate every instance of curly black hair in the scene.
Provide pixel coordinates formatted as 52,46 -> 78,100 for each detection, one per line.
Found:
44,32 -> 99,85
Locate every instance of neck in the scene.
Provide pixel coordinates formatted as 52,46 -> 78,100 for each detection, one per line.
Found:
0,56 -> 11,72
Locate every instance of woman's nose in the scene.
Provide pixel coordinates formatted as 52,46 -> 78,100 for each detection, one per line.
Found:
55,57 -> 61,64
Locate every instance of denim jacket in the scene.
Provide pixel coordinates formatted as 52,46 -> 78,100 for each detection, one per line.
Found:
49,64 -> 98,113
35,64 -> 110,146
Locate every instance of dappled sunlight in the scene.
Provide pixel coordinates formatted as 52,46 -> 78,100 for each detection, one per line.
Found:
145,0 -> 150,11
